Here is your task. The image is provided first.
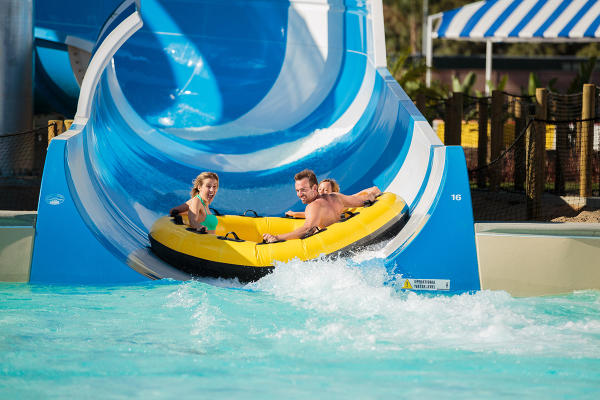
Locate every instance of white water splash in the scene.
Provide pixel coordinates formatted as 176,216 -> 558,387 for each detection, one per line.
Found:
165,283 -> 220,340
246,256 -> 600,357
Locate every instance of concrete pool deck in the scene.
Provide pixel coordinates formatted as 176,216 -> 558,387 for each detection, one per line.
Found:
0,211 -> 36,282
476,222 -> 600,297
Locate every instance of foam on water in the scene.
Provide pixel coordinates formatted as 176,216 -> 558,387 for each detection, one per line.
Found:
247,257 -> 600,357
1,256 -> 600,398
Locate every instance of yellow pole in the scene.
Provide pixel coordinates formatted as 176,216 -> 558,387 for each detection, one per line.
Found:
47,120 -> 65,148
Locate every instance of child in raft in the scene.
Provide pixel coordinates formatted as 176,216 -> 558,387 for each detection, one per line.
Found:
169,172 -> 219,233
285,178 -> 381,218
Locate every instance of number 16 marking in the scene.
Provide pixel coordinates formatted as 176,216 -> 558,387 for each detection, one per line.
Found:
451,194 -> 462,201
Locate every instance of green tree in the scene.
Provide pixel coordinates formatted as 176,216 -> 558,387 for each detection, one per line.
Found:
383,0 -> 422,57
568,56 -> 597,93
383,0 -> 600,59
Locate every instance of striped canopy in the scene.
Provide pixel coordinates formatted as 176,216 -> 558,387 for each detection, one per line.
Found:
433,0 -> 600,42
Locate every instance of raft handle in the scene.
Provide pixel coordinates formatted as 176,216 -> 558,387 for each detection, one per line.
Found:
217,231 -> 245,242
258,238 -> 286,244
241,209 -> 260,217
186,227 -> 208,234
363,193 -> 383,207
301,226 -> 326,239
172,215 -> 184,225
339,211 -> 359,221
210,207 -> 222,216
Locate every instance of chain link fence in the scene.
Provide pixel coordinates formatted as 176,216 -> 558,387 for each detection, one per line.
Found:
0,123 -> 57,210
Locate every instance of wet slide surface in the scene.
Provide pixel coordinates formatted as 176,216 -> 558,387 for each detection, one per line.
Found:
32,0 -> 479,290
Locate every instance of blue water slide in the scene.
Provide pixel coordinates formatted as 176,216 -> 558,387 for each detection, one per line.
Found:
31,0 -> 480,291
34,0 -> 124,115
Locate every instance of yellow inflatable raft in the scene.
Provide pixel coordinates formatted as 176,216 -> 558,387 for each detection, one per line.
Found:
149,193 -> 408,282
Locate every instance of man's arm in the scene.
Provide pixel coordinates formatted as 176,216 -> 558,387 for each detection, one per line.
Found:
263,204 -> 319,243
285,210 -> 306,218
334,192 -> 373,208
169,200 -> 191,216
352,186 -> 381,201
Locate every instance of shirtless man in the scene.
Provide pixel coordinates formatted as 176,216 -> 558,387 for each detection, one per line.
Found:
262,169 -> 380,243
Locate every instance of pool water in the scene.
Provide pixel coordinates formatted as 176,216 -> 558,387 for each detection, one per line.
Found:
1,257 -> 599,399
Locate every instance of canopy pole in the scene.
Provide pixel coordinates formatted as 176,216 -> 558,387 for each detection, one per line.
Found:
421,0 -> 429,56
426,15 -> 434,88
485,40 -> 493,96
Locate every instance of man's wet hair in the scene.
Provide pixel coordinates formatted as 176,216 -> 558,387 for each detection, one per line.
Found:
294,169 -> 318,187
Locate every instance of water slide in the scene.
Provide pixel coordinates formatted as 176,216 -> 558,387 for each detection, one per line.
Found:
31,0 -> 480,291
33,0 -> 123,115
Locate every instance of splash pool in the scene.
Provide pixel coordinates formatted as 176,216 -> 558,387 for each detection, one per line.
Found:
1,257 -> 599,399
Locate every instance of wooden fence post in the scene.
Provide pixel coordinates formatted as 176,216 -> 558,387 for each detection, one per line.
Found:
416,93 -> 426,116
513,96 -> 526,191
489,90 -> 504,191
477,97 -> 488,188
444,92 -> 463,145
444,97 -> 451,144
580,84 -> 595,198
527,88 -> 547,219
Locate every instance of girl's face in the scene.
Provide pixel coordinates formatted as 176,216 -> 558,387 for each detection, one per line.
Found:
318,181 -> 333,195
198,178 -> 218,203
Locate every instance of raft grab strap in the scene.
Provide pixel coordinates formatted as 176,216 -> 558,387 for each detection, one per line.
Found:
258,238 -> 286,245
363,193 -> 383,207
241,209 -> 260,217
339,211 -> 359,222
186,227 -> 208,234
210,207 -> 222,216
217,231 -> 245,242
301,226 -> 327,239
172,215 -> 184,225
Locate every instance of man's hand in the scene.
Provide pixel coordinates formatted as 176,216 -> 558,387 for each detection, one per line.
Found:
262,233 -> 279,243
368,187 -> 382,201
285,210 -> 306,219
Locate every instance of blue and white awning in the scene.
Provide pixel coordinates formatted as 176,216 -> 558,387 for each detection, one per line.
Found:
433,0 -> 600,41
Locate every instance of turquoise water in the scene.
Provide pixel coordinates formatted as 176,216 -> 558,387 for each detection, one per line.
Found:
1,257 -> 599,399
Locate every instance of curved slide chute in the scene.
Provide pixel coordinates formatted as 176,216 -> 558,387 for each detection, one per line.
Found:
33,0 -> 124,115
31,0 -> 480,291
